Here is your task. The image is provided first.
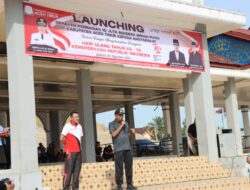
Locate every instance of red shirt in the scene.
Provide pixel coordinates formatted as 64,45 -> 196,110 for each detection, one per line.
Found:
61,121 -> 83,153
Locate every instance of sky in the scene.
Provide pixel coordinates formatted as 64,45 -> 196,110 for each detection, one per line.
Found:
205,0 -> 250,27
96,105 -> 184,129
96,0 -> 250,129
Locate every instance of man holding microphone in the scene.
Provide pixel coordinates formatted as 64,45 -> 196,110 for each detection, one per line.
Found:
109,108 -> 137,190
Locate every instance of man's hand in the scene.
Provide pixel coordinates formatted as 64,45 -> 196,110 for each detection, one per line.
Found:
6,180 -> 15,190
4,128 -> 10,137
121,120 -> 126,127
247,157 -> 250,165
4,127 -> 10,132
60,135 -> 66,145
193,138 -> 198,144
111,121 -> 126,138
129,128 -> 136,137
131,128 -> 135,134
0,131 -> 9,138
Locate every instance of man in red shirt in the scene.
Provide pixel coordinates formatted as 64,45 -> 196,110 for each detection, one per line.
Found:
60,111 -> 83,190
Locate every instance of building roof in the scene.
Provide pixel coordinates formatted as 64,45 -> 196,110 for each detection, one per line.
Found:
225,29 -> 250,41
209,28 -> 250,70
135,127 -> 148,135
0,0 -> 246,41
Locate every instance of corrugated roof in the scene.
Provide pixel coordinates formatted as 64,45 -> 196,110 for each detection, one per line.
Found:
225,28 -> 250,41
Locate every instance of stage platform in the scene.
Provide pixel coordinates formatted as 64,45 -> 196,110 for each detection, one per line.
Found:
39,156 -> 250,190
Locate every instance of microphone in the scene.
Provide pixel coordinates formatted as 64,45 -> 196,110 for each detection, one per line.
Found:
120,120 -> 126,127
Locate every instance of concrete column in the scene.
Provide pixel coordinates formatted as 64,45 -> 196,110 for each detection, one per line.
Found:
125,103 -> 136,144
169,93 -> 182,156
0,111 -> 8,127
190,24 -> 218,162
183,77 -> 195,127
241,106 -> 250,147
49,111 -> 61,147
183,77 -> 196,156
93,112 -> 97,143
4,0 -> 41,188
161,102 -> 171,137
224,78 -> 243,155
76,69 -> 95,163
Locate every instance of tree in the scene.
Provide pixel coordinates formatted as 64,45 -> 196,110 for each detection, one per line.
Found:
148,116 -> 165,141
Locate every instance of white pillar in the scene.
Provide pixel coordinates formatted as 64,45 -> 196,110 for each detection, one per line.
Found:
76,69 -> 96,163
241,107 -> 250,147
183,77 -> 196,156
224,78 -> 243,155
169,93 -> 182,156
4,0 -> 42,188
183,77 -> 195,127
161,102 -> 171,137
191,24 -> 218,162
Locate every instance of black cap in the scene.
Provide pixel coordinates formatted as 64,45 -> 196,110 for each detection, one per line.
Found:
192,41 -> 197,46
173,39 -> 179,46
36,18 -> 47,27
115,108 -> 125,115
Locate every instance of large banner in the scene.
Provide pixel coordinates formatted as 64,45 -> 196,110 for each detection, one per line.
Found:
23,2 -> 205,72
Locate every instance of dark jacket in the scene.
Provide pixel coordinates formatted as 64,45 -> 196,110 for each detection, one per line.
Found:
189,52 -> 203,66
168,50 -> 186,65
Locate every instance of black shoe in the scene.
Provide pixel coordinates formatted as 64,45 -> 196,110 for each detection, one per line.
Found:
117,185 -> 123,190
126,184 -> 138,190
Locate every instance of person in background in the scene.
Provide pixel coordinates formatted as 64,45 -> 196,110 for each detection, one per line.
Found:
57,149 -> 65,162
102,145 -> 114,161
0,178 -> 15,190
109,108 -> 137,190
95,141 -> 103,162
187,121 -> 198,156
38,143 -> 47,163
53,144 -> 61,162
0,125 -> 10,169
47,142 -> 56,162
60,111 -> 83,190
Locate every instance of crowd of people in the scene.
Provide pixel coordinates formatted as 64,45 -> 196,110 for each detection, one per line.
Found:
37,142 -> 64,163
95,141 -> 114,162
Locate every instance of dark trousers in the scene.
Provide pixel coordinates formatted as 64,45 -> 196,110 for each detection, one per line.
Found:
0,146 -> 7,169
114,150 -> 133,186
63,152 -> 82,190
